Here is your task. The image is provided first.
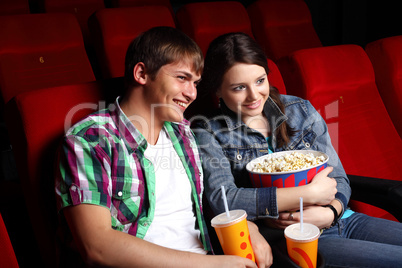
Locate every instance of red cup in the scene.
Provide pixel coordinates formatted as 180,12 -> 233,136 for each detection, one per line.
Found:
246,150 -> 328,188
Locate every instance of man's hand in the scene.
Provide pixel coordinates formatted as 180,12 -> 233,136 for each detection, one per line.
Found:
247,221 -> 273,267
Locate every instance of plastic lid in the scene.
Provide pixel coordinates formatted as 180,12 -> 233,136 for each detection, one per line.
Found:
211,209 -> 247,228
284,223 -> 320,242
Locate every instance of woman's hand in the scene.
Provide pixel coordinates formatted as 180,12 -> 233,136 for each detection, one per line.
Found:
270,205 -> 334,229
307,166 -> 337,205
248,221 -> 273,268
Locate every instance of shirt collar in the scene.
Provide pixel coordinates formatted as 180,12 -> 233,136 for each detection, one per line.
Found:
110,97 -> 191,154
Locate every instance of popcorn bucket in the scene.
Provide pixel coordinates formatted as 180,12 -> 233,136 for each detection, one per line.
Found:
246,150 -> 329,188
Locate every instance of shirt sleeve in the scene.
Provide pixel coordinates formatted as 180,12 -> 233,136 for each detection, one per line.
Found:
55,134 -> 112,212
305,101 -> 351,211
194,126 -> 279,220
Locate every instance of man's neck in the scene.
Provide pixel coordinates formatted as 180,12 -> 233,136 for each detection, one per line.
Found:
120,90 -> 163,145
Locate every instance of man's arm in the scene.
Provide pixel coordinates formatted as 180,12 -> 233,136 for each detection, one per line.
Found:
247,221 -> 273,268
64,204 -> 260,268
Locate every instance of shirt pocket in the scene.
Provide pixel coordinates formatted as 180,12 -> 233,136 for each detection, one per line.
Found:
290,129 -> 317,150
111,180 -> 143,226
223,147 -> 255,167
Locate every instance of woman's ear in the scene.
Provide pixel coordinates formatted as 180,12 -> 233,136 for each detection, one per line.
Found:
216,88 -> 222,98
133,62 -> 147,85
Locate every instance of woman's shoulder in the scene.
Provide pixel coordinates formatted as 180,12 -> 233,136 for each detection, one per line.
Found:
191,113 -> 229,131
280,94 -> 316,115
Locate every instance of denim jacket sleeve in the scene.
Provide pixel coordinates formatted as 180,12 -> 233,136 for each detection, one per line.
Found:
193,122 -> 279,221
283,98 -> 351,212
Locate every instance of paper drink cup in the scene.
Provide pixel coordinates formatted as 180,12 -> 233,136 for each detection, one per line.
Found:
284,223 -> 321,268
211,209 -> 255,262
246,150 -> 329,188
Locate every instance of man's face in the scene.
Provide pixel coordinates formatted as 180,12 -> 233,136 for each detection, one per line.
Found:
144,60 -> 200,124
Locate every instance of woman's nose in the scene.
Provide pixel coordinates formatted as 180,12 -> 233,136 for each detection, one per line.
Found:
247,86 -> 258,100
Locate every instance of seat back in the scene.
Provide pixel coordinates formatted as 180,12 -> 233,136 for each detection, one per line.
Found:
247,0 -> 322,62
268,59 -> 286,95
109,0 -> 173,14
176,1 -> 254,56
0,213 -> 19,268
88,6 -> 175,79
0,13 -> 95,105
0,0 -> 29,15
365,35 -> 402,138
40,0 -> 105,47
5,78 -> 123,267
284,44 -> 402,219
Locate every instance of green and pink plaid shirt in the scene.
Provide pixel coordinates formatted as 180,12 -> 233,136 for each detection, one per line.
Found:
55,99 -> 211,252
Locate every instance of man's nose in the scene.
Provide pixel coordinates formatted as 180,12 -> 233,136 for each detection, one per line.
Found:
184,82 -> 197,101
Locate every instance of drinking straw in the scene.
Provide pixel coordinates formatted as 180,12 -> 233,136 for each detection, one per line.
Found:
221,185 -> 230,218
300,197 -> 304,233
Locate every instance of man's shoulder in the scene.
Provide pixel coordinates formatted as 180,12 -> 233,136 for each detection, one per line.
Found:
65,109 -> 117,139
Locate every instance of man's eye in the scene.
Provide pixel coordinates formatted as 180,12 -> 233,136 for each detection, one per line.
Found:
178,76 -> 186,80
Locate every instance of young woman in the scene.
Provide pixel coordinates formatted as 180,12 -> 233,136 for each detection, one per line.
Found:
193,32 -> 402,267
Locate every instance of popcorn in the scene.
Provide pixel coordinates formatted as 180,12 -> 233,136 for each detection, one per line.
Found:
252,151 -> 326,173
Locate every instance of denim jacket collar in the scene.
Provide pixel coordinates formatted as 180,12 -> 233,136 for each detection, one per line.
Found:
219,97 -> 288,132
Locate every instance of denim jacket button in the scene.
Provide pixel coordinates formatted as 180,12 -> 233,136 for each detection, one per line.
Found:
305,142 -> 310,148
236,154 -> 242,160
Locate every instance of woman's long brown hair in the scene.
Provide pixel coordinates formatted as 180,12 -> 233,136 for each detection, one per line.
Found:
198,32 -> 294,148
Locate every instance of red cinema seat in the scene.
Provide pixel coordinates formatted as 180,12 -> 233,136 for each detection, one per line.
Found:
88,6 -> 175,79
40,0 -> 105,48
109,0 -> 173,14
365,35 -> 402,138
0,13 -> 95,105
175,1 -> 254,56
284,44 -> 402,220
5,78 -> 123,267
0,213 -> 19,268
0,0 -> 29,15
247,0 -> 322,62
268,58 -> 286,95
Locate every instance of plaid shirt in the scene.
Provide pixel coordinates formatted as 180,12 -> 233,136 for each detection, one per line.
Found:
55,99 -> 211,252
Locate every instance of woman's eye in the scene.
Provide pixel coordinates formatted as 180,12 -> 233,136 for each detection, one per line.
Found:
233,85 -> 245,91
256,78 -> 265,84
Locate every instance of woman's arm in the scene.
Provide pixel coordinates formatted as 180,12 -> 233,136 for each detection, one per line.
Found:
195,125 -> 277,220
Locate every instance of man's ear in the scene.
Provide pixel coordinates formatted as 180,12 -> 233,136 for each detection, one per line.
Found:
133,62 -> 147,85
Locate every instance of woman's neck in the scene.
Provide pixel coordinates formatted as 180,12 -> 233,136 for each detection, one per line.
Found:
244,114 -> 271,138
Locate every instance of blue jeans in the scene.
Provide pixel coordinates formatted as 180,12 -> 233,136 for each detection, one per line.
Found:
319,213 -> 402,267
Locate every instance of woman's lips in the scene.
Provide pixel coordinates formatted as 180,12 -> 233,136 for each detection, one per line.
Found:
244,99 -> 261,109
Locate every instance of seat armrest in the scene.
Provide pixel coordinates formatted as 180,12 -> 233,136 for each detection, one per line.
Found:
348,174 -> 402,221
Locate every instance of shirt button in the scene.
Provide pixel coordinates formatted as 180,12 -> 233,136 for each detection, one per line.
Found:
144,222 -> 148,226
117,191 -> 123,197
71,185 -> 77,191
236,154 -> 242,160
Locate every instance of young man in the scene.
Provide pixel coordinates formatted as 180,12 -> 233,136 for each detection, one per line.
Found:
55,27 -> 272,267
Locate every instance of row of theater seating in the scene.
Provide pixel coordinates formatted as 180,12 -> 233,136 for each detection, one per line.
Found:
1,0 -> 402,267
0,0 -> 401,133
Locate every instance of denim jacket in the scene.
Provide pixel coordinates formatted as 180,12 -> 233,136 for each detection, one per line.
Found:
193,94 -> 351,221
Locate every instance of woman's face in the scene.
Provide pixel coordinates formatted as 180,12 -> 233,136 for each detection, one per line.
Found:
218,63 -> 270,123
